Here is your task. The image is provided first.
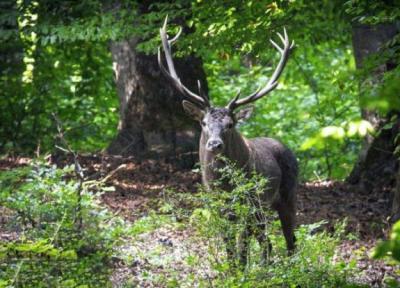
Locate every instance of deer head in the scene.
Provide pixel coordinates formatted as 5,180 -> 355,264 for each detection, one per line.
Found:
158,16 -> 294,153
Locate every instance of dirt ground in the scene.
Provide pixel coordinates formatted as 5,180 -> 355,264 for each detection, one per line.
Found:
0,155 -> 399,286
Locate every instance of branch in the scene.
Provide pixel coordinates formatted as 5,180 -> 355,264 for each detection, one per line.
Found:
52,113 -> 83,230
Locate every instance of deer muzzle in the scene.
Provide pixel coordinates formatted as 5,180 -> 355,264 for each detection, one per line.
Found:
206,138 -> 224,152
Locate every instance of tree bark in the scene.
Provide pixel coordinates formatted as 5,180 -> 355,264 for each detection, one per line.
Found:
348,23 -> 400,218
107,37 -> 207,167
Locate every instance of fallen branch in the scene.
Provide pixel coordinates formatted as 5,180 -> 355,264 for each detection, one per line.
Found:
83,164 -> 127,189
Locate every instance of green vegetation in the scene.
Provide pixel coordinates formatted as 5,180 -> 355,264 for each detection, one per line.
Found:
0,161 -> 127,286
374,220 -> 400,263
1,0 -> 400,286
0,159 -> 363,286
182,160 -> 361,287
1,0 -> 388,179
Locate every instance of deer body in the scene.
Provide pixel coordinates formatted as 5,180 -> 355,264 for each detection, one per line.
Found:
200,132 -> 297,207
198,109 -> 298,260
158,17 -> 297,264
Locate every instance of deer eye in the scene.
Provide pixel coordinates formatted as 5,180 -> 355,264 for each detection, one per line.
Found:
201,121 -> 206,126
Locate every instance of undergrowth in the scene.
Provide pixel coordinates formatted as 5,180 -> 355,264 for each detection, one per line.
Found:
131,159 -> 365,287
0,160 -> 127,287
0,159 -> 366,287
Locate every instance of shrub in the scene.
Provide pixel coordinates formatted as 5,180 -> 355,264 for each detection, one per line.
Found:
0,160 -> 126,287
372,220 -> 400,287
182,159 -> 361,287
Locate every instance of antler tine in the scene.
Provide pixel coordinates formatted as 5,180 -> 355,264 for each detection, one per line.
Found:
269,39 -> 283,53
228,27 -> 294,110
197,80 -> 209,102
226,88 -> 241,110
158,16 -> 209,107
170,27 -> 182,44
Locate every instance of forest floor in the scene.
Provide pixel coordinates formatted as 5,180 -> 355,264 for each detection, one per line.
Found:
1,155 -> 399,287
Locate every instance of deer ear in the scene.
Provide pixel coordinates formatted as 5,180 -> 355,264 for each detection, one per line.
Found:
235,106 -> 254,123
182,100 -> 204,121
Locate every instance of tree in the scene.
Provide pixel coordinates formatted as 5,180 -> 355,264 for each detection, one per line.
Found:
105,2 -> 209,166
345,0 -> 400,218
348,23 -> 399,187
6,0 -> 399,186
107,36 -> 206,165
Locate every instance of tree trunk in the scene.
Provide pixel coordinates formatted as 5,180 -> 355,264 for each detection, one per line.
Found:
348,23 -> 400,218
107,37 -> 207,167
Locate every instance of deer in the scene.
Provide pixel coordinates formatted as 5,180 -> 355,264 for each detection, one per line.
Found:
158,17 -> 298,266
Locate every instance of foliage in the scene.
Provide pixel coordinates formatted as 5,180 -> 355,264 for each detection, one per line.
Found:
0,0 -> 365,180
136,0 -> 360,178
345,0 -> 400,116
0,160 -> 127,286
373,220 -> 400,263
145,159 -> 363,287
0,0 -> 398,180
345,14 -> 400,275
356,38 -> 400,115
372,220 -> 400,287
204,41 -> 361,180
0,1 -> 399,286
345,0 -> 400,25
0,1 -> 118,154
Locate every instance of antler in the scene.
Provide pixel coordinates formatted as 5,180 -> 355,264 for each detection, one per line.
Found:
158,16 -> 210,108
226,28 -> 294,110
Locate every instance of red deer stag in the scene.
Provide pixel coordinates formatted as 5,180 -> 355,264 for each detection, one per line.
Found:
158,17 -> 298,265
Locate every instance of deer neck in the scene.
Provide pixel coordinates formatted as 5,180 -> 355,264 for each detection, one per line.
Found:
200,129 -> 252,185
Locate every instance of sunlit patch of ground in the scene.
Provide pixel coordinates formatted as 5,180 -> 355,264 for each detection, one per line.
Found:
110,225 -> 213,287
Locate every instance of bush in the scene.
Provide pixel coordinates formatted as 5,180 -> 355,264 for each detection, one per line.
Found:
168,159 -> 362,287
372,220 -> 400,287
0,160 -> 126,287
373,220 -> 400,263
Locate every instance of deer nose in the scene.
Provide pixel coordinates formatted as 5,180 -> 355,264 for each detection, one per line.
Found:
206,139 -> 224,152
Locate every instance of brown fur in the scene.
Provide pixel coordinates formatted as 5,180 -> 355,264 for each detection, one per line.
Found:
195,107 -> 298,264
159,18 -> 297,265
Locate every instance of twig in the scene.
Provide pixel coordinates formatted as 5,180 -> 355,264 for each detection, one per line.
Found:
83,164 -> 127,189
52,113 -> 84,231
10,259 -> 24,286
50,211 -> 67,245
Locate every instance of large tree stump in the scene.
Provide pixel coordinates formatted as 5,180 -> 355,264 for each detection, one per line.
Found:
107,38 -> 207,167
